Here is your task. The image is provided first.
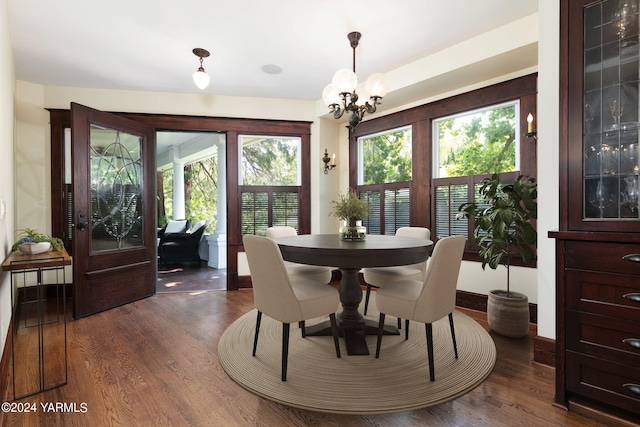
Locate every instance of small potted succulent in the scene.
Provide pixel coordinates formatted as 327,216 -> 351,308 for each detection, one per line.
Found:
12,228 -> 64,255
331,189 -> 369,240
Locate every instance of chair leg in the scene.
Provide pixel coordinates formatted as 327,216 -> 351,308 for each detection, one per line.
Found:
375,313 -> 386,358
252,311 -> 262,357
448,312 -> 458,359
329,313 -> 341,358
425,323 -> 435,381
282,323 -> 290,381
405,319 -> 410,340
363,284 -> 372,315
299,320 -> 306,338
398,318 -> 402,329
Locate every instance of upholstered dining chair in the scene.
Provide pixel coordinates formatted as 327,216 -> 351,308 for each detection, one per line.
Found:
374,234 -> 466,382
242,235 -> 341,381
265,226 -> 333,284
362,227 -> 431,323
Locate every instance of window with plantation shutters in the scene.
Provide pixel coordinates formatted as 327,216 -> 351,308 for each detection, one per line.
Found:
357,126 -> 412,235
434,181 -> 469,240
384,187 -> 410,234
240,188 -> 300,236
238,134 -> 303,237
361,190 -> 381,235
272,191 -> 299,230
359,183 -> 411,235
433,172 -> 519,243
349,74 -> 536,262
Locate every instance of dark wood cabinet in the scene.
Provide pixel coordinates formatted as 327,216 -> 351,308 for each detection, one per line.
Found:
554,0 -> 640,422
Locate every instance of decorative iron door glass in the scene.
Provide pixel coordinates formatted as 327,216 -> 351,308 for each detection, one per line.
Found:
583,2 -> 640,219
90,125 -> 143,251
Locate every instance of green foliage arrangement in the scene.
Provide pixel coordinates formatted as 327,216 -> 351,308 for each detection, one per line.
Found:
458,174 -> 537,296
12,228 -> 65,252
331,189 -> 369,227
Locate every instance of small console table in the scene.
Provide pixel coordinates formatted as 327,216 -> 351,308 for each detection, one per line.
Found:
2,249 -> 70,399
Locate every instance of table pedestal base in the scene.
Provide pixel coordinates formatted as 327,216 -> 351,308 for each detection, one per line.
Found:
305,319 -> 400,355
305,266 -> 400,355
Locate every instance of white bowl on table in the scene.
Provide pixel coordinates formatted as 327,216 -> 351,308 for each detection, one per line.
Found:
17,242 -> 51,255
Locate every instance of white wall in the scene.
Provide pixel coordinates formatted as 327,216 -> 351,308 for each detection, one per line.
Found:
535,0 -> 560,338
0,0 -> 16,364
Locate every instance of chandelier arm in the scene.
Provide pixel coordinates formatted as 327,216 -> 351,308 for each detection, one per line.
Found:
365,103 -> 377,114
332,107 -> 346,120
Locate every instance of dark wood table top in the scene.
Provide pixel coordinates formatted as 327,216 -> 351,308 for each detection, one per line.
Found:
275,234 -> 433,269
2,249 -> 71,271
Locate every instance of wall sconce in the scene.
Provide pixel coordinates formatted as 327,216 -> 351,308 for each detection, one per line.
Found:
525,113 -> 537,139
322,148 -> 336,174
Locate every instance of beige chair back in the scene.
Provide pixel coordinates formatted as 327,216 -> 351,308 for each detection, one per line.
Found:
265,226 -> 297,239
242,235 -> 304,323
396,227 -> 431,280
413,235 -> 465,324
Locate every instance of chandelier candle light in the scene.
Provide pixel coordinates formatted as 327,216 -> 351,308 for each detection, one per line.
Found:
322,32 -> 389,129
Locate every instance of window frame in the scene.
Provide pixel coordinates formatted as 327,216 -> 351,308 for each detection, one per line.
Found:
432,100 -> 521,179
349,74 -> 537,266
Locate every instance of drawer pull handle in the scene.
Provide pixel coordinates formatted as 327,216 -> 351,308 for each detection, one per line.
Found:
624,383 -> 640,396
624,293 -> 640,303
622,254 -> 640,263
623,338 -> 640,349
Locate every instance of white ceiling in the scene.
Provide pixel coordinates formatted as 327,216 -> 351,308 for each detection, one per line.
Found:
7,0 -> 538,102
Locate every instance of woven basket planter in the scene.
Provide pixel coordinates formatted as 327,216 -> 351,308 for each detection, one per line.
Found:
487,290 -> 529,338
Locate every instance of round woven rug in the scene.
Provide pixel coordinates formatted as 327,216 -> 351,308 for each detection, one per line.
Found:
219,302 -> 496,415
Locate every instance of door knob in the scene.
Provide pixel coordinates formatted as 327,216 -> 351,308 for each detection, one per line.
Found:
77,210 -> 88,231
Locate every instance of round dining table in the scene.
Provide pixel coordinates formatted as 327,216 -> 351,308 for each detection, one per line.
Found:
275,234 -> 434,355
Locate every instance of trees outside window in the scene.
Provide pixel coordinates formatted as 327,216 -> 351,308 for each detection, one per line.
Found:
159,155 -> 218,232
434,102 -> 518,178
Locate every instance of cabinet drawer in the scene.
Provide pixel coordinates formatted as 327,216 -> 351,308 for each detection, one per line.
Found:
565,241 -> 640,275
567,351 -> 640,416
566,310 -> 640,366
566,269 -> 640,320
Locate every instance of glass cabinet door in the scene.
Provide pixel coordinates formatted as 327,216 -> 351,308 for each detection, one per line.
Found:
583,1 -> 640,221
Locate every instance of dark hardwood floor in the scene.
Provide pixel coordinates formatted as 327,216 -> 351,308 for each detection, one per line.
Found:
157,261 -> 227,293
1,288 -> 631,427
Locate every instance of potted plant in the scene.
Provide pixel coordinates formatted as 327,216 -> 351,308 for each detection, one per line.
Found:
331,189 -> 369,240
12,228 -> 65,254
458,173 -> 537,337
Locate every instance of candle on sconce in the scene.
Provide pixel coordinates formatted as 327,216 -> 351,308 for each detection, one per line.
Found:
527,113 -> 534,133
332,153 -> 336,166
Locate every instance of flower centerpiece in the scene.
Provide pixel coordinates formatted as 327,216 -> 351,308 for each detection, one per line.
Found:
12,228 -> 64,255
331,189 -> 369,241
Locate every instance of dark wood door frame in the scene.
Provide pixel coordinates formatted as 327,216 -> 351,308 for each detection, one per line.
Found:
49,110 -> 312,291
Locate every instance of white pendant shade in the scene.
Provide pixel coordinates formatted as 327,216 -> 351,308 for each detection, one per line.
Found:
332,68 -> 358,94
192,70 -> 210,90
365,73 -> 389,98
322,83 -> 341,106
355,85 -> 369,106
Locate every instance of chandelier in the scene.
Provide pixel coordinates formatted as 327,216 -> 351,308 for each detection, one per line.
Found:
322,32 -> 389,129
